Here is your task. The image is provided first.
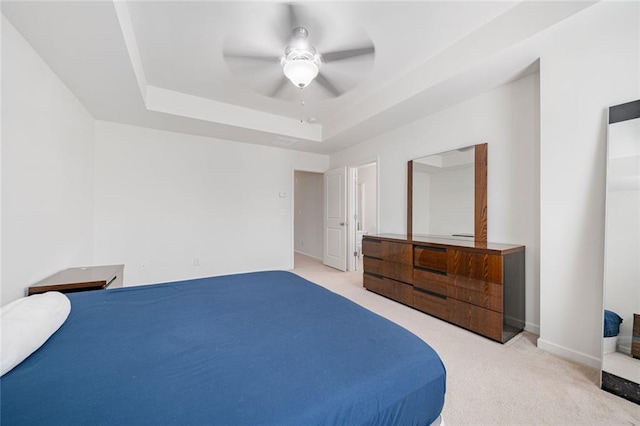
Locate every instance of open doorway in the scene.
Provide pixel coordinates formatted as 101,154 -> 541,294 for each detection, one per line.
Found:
349,161 -> 378,271
293,171 -> 323,267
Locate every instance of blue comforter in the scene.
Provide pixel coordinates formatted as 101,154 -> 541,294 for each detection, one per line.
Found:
1,271 -> 446,425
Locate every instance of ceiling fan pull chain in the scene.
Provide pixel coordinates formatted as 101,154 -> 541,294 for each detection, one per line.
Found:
299,89 -> 305,123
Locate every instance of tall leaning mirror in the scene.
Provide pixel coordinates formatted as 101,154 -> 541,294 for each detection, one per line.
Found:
408,143 -> 487,242
601,99 -> 640,405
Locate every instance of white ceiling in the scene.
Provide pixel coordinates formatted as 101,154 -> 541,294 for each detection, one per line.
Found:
1,1 -> 595,154
126,1 -> 515,119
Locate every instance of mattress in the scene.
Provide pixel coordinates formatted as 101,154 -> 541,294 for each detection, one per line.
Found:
1,271 -> 446,425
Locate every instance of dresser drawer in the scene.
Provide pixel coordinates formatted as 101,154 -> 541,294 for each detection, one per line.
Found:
414,246 -> 447,272
362,238 -> 382,259
447,249 -> 503,284
382,241 -> 412,265
413,289 -> 448,320
363,256 -> 383,276
383,261 -> 413,284
364,273 -> 413,306
413,268 -> 449,296
448,298 -> 503,341
449,276 -> 503,312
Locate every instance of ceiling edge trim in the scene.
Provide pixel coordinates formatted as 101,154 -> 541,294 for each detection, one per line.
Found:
112,0 -> 322,143
146,86 -> 322,141
113,0 -> 148,103
322,0 -> 596,142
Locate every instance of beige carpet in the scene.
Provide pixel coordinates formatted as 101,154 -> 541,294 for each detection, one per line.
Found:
291,253 -> 640,425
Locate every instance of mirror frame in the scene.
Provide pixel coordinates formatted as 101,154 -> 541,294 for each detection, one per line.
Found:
600,99 -> 640,405
407,143 -> 488,243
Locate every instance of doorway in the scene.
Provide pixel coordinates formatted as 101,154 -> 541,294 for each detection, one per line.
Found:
293,171 -> 323,267
349,161 -> 378,271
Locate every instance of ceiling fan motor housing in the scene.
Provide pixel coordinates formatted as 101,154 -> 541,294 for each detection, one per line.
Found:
281,27 -> 321,88
223,8 -> 375,99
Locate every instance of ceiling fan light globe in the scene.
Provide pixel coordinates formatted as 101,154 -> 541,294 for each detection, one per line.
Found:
283,59 -> 319,88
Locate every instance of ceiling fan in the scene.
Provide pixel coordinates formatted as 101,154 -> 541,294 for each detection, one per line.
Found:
223,3 -> 375,100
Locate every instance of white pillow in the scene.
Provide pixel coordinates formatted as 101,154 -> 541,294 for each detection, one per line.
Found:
0,291 -> 71,376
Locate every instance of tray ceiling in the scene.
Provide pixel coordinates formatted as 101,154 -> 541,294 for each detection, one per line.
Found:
1,1 -> 594,154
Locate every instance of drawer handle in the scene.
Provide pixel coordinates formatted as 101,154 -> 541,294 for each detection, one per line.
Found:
415,266 -> 447,276
414,287 -> 447,299
104,276 -> 117,288
416,245 -> 446,253
364,272 -> 384,279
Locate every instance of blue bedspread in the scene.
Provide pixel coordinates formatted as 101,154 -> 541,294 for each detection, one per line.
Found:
1,271 -> 446,425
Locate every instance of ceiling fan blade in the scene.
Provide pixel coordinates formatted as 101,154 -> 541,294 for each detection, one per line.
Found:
223,52 -> 280,63
268,76 -> 290,98
322,46 -> 375,63
315,72 -> 342,97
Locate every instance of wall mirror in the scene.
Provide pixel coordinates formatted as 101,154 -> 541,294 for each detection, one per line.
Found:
601,99 -> 640,405
408,143 -> 487,242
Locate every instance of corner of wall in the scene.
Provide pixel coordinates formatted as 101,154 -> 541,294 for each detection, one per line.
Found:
1,16 -> 96,304
537,338 -> 601,369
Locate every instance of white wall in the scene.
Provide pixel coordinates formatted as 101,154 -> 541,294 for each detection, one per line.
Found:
605,187 -> 639,351
93,121 -> 328,286
294,171 -> 323,260
412,171 -> 430,235
331,1 -> 640,368
1,17 -> 95,304
3,1 -> 636,369
429,166 -> 474,237
537,1 -> 639,367
331,73 -> 540,333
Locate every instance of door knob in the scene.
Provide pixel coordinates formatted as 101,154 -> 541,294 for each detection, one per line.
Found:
340,222 -> 347,226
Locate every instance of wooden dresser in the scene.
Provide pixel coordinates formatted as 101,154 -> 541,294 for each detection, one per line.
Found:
363,234 -> 525,343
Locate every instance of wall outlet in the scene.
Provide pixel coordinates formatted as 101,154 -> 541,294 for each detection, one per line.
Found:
140,261 -> 148,271
280,209 -> 286,216
193,257 -> 200,267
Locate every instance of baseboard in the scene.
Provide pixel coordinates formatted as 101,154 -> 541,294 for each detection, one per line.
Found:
537,338 -> 601,369
616,335 -> 632,354
294,250 -> 323,261
617,344 -> 632,355
524,321 -> 540,335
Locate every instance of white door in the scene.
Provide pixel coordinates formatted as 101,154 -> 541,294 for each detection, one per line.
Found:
323,167 -> 347,271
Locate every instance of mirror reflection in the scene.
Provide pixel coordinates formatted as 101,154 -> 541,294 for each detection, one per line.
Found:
602,104 -> 640,400
412,146 -> 475,238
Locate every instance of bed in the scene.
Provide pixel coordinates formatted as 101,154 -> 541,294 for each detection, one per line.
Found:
1,271 -> 446,425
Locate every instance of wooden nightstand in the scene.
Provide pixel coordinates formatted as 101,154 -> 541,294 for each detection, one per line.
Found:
28,265 -> 124,296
